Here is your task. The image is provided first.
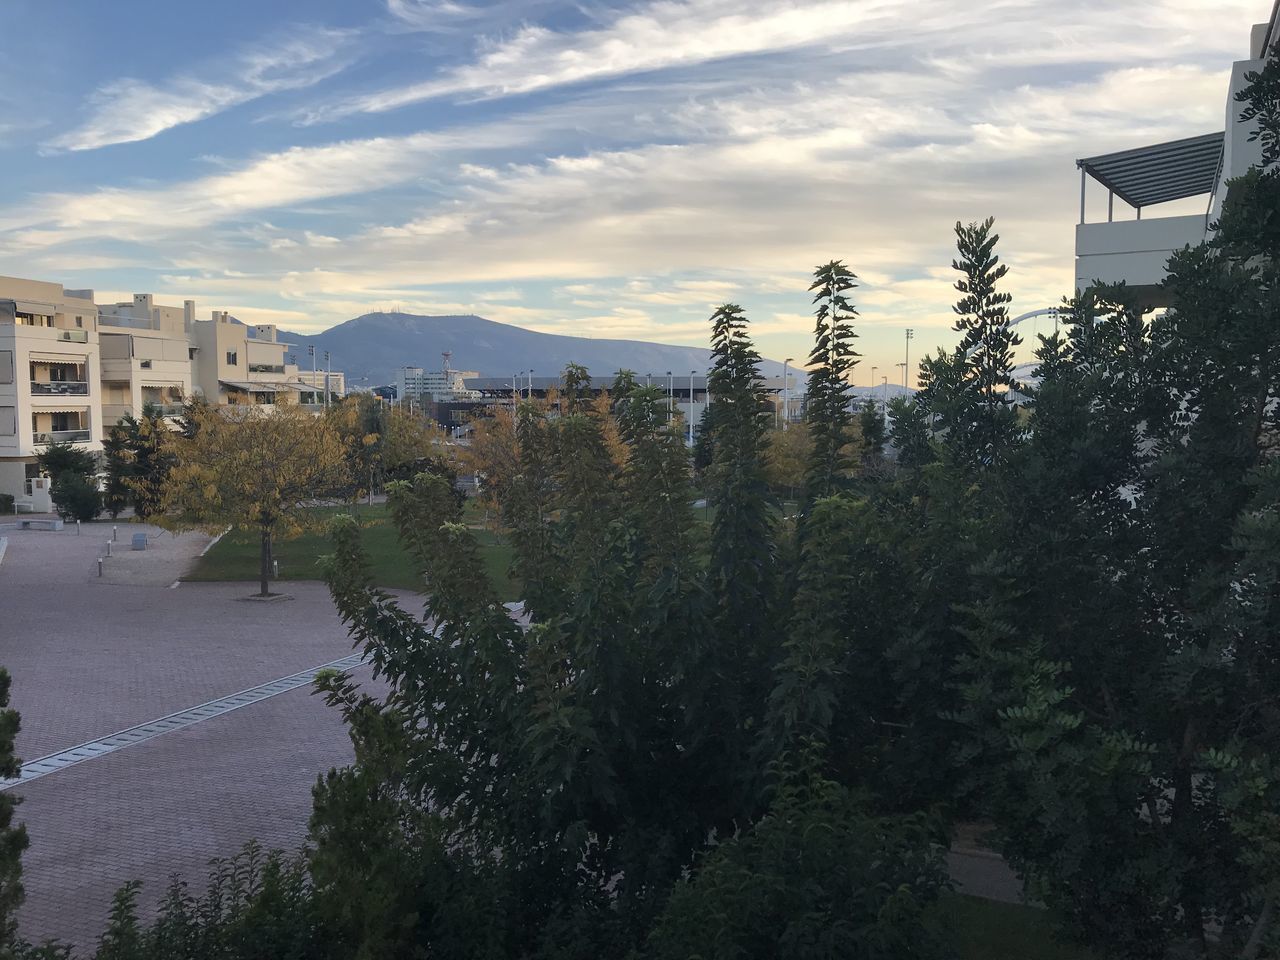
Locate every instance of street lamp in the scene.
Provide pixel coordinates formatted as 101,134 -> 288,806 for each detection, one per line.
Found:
688,370 -> 697,445
904,329 -> 914,389
323,350 -> 331,410
667,371 -> 673,415
528,369 -> 534,401
781,358 -> 794,430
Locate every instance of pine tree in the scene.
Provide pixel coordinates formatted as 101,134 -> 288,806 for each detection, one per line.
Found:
803,261 -> 859,504
951,217 -> 1022,465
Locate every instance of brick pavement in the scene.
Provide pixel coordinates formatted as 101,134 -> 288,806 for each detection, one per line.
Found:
0,524 -> 415,951
15,675 -> 362,949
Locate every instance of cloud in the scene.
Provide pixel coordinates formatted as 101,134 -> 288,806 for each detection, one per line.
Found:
46,26 -> 353,152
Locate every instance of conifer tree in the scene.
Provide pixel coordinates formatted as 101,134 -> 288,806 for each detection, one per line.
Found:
803,261 -> 859,504
951,217 -> 1022,464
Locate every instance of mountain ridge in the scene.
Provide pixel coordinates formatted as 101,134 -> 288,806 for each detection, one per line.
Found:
274,311 -> 786,387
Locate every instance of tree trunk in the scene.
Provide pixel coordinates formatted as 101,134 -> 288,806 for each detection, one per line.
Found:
259,525 -> 271,597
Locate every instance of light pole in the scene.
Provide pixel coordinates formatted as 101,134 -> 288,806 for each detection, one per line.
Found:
323,350 -> 331,410
688,370 -> 697,445
871,366 -> 877,403
881,376 -> 888,416
528,369 -> 534,400
308,345 -> 316,405
667,371 -> 673,415
904,329 -> 914,389
782,358 -> 794,430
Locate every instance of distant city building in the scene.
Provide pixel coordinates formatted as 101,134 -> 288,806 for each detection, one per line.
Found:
1074,11 -> 1278,303
397,364 -> 480,405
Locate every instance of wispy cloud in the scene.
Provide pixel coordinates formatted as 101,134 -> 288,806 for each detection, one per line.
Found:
46,26 -> 353,152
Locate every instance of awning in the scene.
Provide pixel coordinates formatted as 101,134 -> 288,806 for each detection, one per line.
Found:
1077,132 -> 1224,208
31,406 -> 88,415
220,379 -> 316,393
28,354 -> 85,364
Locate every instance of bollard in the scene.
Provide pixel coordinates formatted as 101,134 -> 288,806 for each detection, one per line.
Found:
112,525 -> 118,542
76,520 -> 81,536
272,559 -> 279,578
106,541 -> 112,557
97,558 -> 103,577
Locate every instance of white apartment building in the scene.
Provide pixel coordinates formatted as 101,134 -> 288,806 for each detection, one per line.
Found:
1075,7 -> 1279,302
98,293 -> 197,423
0,276 -> 102,503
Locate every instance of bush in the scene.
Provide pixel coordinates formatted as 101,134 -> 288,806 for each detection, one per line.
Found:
646,768 -> 950,960
50,473 -> 100,522
0,494 -> 13,513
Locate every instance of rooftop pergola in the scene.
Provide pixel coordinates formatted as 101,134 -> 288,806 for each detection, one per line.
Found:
1076,131 -> 1224,222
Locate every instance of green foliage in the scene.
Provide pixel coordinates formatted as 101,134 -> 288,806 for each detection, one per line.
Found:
857,400 -> 885,471
647,763 -> 948,960
0,671 -> 27,955
803,261 -> 859,504
947,217 -> 1022,465
102,408 -> 174,520
35,442 -> 95,482
0,494 -> 13,514
50,472 -> 101,522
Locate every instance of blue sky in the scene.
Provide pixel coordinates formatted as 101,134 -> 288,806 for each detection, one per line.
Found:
0,0 -> 1265,379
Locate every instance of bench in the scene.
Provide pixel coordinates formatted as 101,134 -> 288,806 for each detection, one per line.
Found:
19,518 -> 64,531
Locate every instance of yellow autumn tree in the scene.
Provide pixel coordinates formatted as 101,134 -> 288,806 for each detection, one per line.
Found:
159,403 -> 350,596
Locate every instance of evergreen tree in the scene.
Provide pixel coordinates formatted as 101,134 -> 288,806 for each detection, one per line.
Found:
950,217 -> 1022,465
803,261 -> 859,504
857,399 -> 885,472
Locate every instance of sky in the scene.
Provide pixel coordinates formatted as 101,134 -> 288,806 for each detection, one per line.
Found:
0,0 -> 1266,381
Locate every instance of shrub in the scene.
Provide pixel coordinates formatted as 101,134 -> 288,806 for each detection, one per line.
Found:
0,494 -> 13,513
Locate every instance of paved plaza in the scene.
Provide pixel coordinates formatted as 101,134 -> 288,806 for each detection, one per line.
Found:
0,521 -> 394,948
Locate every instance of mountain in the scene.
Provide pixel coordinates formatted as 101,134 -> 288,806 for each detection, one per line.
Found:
276,312 -> 786,387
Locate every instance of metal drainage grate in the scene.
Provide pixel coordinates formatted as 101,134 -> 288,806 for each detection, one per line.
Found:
2,652 -> 366,791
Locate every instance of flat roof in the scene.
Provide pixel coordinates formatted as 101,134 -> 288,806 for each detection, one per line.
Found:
1077,132 -> 1224,208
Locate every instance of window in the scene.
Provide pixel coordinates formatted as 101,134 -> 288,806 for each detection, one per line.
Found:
0,407 -> 14,436
75,316 -> 83,328
140,359 -> 152,369
189,348 -> 197,360
0,351 -> 11,384
226,351 -> 238,366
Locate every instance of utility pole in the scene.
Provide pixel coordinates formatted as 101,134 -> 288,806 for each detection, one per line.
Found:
904,328 -> 914,390
688,370 -> 696,446
782,359 -> 789,429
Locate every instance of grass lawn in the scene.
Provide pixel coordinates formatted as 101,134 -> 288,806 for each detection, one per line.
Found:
933,894 -> 1094,960
185,501 -> 520,600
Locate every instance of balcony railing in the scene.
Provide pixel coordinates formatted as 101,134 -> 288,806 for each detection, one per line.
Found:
30,381 -> 89,396
248,364 -> 285,374
54,330 -> 88,343
33,429 -> 90,444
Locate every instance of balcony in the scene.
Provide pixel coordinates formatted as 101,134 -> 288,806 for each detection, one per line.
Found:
1075,215 -> 1208,298
248,363 -> 285,374
54,329 -> 88,343
30,380 -> 89,396
34,429 -> 90,444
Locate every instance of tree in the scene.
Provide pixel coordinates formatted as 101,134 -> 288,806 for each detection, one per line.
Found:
159,405 -> 350,597
102,407 -> 174,521
37,441 -> 100,522
763,423 -> 810,501
857,399 -> 885,472
803,261 -> 859,505
0,671 -> 27,954
950,217 -> 1022,465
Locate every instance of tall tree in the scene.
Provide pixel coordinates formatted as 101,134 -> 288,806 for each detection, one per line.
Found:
803,261 -> 859,504
951,217 -> 1022,465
